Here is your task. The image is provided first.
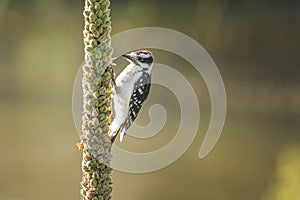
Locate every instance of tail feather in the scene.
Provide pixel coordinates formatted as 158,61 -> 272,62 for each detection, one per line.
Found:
109,109 -> 132,142
119,129 -> 126,142
109,122 -> 126,143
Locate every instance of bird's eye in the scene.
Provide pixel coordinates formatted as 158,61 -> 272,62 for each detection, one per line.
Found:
138,57 -> 145,63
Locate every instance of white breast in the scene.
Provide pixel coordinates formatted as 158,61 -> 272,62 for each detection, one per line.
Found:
115,64 -> 142,100
110,64 -> 142,132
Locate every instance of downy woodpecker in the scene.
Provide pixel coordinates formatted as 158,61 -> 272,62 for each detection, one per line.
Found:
108,50 -> 154,142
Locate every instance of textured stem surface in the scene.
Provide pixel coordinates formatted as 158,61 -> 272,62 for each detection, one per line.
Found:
79,0 -> 113,199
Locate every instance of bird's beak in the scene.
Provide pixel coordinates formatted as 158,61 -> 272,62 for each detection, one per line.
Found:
122,53 -> 135,62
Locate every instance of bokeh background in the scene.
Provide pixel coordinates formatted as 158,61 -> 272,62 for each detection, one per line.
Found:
0,0 -> 299,200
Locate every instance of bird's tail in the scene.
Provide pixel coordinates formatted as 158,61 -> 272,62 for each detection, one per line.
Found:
108,122 -> 127,143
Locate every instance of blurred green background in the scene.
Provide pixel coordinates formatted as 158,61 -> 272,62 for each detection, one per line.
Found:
0,0 -> 299,200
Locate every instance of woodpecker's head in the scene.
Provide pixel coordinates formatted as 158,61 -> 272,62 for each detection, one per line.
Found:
122,50 -> 154,71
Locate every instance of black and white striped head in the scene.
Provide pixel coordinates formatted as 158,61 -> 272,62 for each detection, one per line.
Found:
122,50 -> 154,71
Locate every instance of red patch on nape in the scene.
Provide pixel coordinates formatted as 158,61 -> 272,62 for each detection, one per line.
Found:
138,50 -> 152,55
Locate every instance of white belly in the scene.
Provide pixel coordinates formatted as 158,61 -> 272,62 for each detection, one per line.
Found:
109,64 -> 142,133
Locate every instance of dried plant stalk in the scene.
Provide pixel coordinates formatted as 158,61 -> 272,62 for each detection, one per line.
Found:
79,0 -> 113,199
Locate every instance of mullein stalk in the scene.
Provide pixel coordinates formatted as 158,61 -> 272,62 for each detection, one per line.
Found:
79,0 -> 113,199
